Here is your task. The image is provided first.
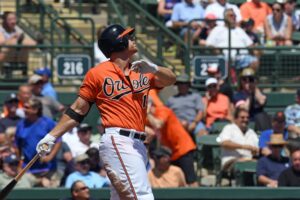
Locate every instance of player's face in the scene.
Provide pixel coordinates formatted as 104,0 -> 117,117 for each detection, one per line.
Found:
127,34 -> 138,55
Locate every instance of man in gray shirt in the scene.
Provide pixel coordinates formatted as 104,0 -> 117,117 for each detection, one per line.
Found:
166,74 -> 206,137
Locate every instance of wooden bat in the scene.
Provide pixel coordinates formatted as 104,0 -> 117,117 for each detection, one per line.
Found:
0,144 -> 48,200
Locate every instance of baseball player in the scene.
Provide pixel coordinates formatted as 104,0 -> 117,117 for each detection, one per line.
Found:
36,24 -> 176,200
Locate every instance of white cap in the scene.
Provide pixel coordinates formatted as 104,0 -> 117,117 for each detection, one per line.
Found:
28,74 -> 43,84
205,77 -> 218,87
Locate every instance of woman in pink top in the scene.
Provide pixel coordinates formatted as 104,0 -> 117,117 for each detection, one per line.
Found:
203,78 -> 233,128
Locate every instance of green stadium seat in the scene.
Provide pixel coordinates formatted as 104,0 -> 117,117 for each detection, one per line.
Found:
233,160 -> 257,186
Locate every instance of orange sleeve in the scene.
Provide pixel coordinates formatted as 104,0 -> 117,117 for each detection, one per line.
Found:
78,69 -> 100,103
240,3 -> 250,20
266,4 -> 272,15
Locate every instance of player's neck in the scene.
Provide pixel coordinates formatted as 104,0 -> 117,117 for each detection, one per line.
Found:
111,58 -> 130,72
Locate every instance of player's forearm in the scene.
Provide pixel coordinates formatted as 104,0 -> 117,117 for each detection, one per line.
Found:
154,67 -> 176,87
48,114 -> 79,138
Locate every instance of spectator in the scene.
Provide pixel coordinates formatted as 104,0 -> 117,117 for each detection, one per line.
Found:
257,134 -> 290,187
259,111 -> 288,156
240,0 -> 272,34
16,84 -> 33,118
94,26 -> 108,65
241,18 -> 261,46
15,97 -> 61,187
283,0 -> 300,31
157,0 -> 181,27
56,141 -> 74,186
217,107 -> 259,173
0,153 -> 50,188
205,0 -> 241,26
148,146 -> 187,188
166,73 -> 206,136
65,153 -> 109,188
86,147 -> 107,178
61,180 -> 97,200
207,64 -> 234,102
146,103 -> 198,187
199,13 -> 217,46
0,11 -> 36,65
28,74 -> 65,119
234,68 -> 271,132
206,8 -> 259,71
34,67 -> 57,100
278,148 -> 300,186
171,0 -> 205,44
202,77 -> 233,130
284,89 -> 300,148
264,2 -> 293,46
69,123 -> 98,158
0,93 -> 21,133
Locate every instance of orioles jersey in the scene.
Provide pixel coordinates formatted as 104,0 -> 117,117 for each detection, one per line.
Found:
79,61 -> 156,132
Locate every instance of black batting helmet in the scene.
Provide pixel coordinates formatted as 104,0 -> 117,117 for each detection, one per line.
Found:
98,24 -> 135,58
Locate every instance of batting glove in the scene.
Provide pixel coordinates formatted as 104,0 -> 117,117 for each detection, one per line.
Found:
131,60 -> 158,74
36,134 -> 56,156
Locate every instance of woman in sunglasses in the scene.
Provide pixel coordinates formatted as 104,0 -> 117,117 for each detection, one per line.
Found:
264,2 -> 293,46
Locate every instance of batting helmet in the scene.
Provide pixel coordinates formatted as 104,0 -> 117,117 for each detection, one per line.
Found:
98,24 -> 135,58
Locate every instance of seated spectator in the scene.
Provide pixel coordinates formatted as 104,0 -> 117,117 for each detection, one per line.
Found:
85,147 -> 107,178
207,64 -> 234,102
34,67 -> 57,100
259,111 -> 288,156
69,123 -> 98,158
166,74 -> 206,136
284,89 -> 300,148
61,180 -> 97,200
146,102 -> 198,187
0,153 -> 50,188
234,68 -> 272,132
28,74 -> 65,119
202,77 -> 233,130
171,0 -> 205,44
264,2 -> 293,46
15,97 -> 61,187
278,148 -> 300,186
206,8 -> 259,71
241,18 -> 261,46
0,93 -> 21,133
199,13 -> 217,46
205,0 -> 241,26
0,12 -> 36,69
65,153 -> 109,188
240,0 -> 272,34
283,0 -> 300,31
148,146 -> 187,188
157,0 -> 181,27
217,107 -> 259,174
257,134 -> 290,187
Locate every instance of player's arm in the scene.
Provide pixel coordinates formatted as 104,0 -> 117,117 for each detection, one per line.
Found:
36,96 -> 91,154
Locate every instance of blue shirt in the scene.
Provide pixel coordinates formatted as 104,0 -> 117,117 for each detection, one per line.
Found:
256,155 -> 290,181
259,129 -> 288,149
171,1 -> 204,23
42,82 -> 57,100
15,116 -> 57,173
65,171 -> 110,188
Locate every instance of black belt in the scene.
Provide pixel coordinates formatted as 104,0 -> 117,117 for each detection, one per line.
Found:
119,129 -> 146,142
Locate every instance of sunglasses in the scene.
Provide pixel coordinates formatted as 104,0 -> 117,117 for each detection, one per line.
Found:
242,76 -> 255,83
76,186 -> 89,192
273,8 -> 281,12
79,160 -> 89,165
207,84 -> 217,89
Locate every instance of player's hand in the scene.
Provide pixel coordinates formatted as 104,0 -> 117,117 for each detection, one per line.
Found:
36,134 -> 56,156
131,60 -> 158,74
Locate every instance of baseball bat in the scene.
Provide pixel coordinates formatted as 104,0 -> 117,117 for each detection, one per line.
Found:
0,153 -> 41,200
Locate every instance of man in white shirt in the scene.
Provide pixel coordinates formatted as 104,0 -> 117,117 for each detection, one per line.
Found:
217,107 -> 259,171
206,8 -> 259,71
205,0 -> 241,26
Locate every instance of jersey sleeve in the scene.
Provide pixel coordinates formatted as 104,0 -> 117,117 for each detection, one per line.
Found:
78,69 -> 99,103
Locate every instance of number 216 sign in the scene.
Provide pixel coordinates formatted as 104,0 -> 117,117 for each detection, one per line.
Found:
56,54 -> 91,78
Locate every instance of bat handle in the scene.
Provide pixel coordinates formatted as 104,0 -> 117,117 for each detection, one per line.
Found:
15,153 -> 40,181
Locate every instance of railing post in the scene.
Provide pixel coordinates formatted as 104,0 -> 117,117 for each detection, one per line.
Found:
39,3 -> 45,34
157,29 -> 163,63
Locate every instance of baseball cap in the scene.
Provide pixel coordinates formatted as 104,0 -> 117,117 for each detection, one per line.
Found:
3,154 -> 19,164
205,77 -> 218,87
240,68 -> 255,77
273,111 -> 285,123
77,123 -> 92,132
176,73 -> 190,84
34,67 -> 51,77
28,74 -> 43,85
152,146 -> 172,158
4,93 -> 18,104
75,153 -> 89,163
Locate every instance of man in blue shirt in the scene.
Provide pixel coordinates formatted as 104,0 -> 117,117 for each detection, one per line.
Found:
34,67 -> 57,100
65,153 -> 110,188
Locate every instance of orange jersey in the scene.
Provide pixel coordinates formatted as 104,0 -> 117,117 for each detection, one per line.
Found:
152,106 -> 196,161
79,61 -> 156,131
